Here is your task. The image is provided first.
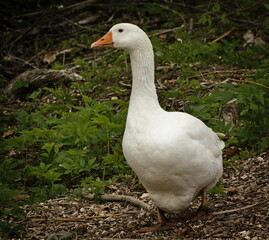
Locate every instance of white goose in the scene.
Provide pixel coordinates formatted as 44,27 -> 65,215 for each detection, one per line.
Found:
91,23 -> 224,231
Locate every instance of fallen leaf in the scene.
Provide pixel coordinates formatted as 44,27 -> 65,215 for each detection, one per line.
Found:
43,52 -> 56,64
12,194 -> 30,201
2,130 -> 14,138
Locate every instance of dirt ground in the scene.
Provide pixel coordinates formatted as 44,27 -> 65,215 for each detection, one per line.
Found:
17,154 -> 268,240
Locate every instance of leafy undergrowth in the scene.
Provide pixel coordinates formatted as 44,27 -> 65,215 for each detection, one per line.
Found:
0,0 -> 269,238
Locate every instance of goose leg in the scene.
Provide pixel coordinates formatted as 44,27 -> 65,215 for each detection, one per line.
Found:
138,208 -> 177,232
200,187 -> 208,209
189,187 -> 212,221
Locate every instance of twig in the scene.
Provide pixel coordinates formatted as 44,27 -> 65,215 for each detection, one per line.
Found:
211,29 -> 234,43
107,12 -> 116,23
63,0 -> 97,10
178,217 -> 197,233
101,239 -> 147,240
8,14 -> 47,47
4,55 -> 38,69
15,0 -> 97,18
188,18 -> 194,33
83,193 -> 151,210
152,25 -> 185,36
69,49 -> 116,70
229,0 -> 266,15
56,14 -> 98,32
0,107 -> 16,112
166,2 -> 206,12
186,69 -> 256,80
29,211 -> 138,222
101,238 -> 147,240
260,44 -> 269,54
228,78 -> 269,90
200,69 -> 255,74
153,3 -> 186,24
9,27 -> 36,46
212,200 -> 268,215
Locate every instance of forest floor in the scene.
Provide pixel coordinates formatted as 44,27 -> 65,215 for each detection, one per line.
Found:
18,155 -> 268,240
1,1 -> 268,240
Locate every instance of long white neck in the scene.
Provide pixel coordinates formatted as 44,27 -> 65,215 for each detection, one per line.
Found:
128,42 -> 161,113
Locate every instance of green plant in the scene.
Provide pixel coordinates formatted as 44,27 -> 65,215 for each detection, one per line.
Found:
51,61 -> 65,70
198,2 -> 229,27
0,85 -> 130,236
2,89 -> 129,191
209,183 -> 226,195
186,69 -> 269,151
80,177 -> 115,202
0,184 -> 27,238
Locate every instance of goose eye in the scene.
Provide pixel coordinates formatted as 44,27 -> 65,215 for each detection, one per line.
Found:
118,29 -> 124,33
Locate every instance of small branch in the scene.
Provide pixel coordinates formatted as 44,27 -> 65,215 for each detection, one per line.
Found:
178,217 -> 197,233
5,55 -> 38,69
15,0 -> 97,18
212,200 -> 268,215
101,239 -> 148,240
9,27 -> 36,46
0,107 -> 16,112
183,69 -> 254,82
101,238 -> 148,240
63,0 -> 97,10
211,29 -> 234,43
153,3 -> 186,24
188,18 -> 194,33
83,193 -> 151,210
228,78 -> 269,90
229,0 -> 266,15
152,25 -> 185,36
29,212 -> 138,222
56,14 -> 98,32
68,49 -> 115,69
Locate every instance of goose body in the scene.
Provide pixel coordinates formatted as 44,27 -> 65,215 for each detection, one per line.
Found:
92,23 -> 224,218
123,110 -> 223,212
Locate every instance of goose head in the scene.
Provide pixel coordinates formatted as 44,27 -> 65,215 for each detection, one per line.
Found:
91,23 -> 151,51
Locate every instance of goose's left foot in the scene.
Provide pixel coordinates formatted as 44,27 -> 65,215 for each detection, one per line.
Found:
186,187 -> 213,221
189,206 -> 212,221
138,208 -> 177,232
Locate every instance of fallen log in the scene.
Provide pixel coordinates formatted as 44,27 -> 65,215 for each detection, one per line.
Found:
5,69 -> 84,97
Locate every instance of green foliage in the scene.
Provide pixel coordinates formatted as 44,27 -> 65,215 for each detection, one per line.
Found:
12,110 -> 48,131
0,74 -> 6,88
0,184 -> 26,238
0,86 -> 129,237
12,80 -> 29,91
209,183 -> 226,195
198,2 -> 230,27
43,87 -> 76,104
81,177 -> 115,202
3,94 -> 128,191
51,61 -> 65,70
27,90 -> 42,100
186,69 -> 269,151
151,22 -> 269,152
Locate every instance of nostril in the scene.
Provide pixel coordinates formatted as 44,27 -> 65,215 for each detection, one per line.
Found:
101,38 -> 104,41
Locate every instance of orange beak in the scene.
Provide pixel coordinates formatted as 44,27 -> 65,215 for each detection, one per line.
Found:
91,31 -> 114,48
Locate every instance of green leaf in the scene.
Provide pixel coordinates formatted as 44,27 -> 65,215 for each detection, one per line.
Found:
27,90 -> 41,99
12,80 -> 29,90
